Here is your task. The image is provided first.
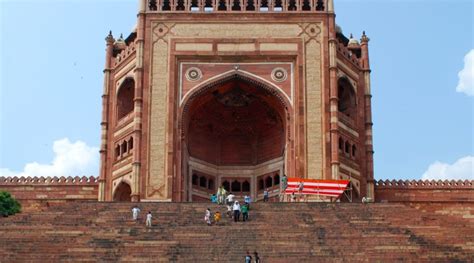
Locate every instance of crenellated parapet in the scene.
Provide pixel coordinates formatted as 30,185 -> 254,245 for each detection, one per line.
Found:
375,179 -> 474,202
375,179 -> 473,189
0,176 -> 98,186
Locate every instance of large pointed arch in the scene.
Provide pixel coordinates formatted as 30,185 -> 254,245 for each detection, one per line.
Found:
177,70 -> 294,202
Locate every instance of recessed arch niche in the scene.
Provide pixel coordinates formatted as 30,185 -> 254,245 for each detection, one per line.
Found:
180,73 -> 290,201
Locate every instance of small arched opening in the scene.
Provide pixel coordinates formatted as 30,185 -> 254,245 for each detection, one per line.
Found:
242,181 -> 250,192
113,182 -> 132,202
274,174 -> 280,186
338,77 -> 356,118
265,176 -> 273,188
222,181 -> 230,192
116,78 -> 135,120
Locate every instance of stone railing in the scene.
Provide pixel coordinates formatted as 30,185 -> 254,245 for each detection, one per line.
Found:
0,176 -> 98,185
147,0 -> 326,12
336,42 -> 360,67
114,41 -> 136,67
375,179 -> 473,189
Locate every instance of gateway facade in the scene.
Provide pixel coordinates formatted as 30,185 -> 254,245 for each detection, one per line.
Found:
98,0 -> 375,202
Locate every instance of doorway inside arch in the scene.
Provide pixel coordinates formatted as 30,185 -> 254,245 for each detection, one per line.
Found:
183,75 -> 287,202
113,182 -> 132,202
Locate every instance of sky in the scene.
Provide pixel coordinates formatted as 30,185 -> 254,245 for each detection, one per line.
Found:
0,0 -> 472,181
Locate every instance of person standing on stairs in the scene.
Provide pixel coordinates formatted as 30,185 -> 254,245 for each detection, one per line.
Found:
244,195 -> 251,209
233,201 -> 241,222
245,251 -> 252,263
241,202 -> 249,222
146,211 -> 152,227
253,251 -> 261,263
280,174 -> 288,202
132,206 -> 141,221
226,192 -> 235,206
217,186 -> 223,205
221,187 -> 228,205
204,208 -> 212,226
263,188 -> 269,202
214,211 -> 221,224
298,181 -> 305,202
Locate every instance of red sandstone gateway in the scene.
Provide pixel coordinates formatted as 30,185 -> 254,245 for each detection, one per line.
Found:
95,0 -> 375,203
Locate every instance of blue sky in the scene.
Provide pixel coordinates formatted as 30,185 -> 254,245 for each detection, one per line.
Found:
0,0 -> 472,180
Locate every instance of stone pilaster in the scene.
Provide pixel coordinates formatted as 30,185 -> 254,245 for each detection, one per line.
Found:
328,14 -> 340,180
99,31 -> 115,201
360,31 -> 374,201
130,5 -> 147,202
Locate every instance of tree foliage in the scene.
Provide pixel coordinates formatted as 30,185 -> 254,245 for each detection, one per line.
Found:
0,191 -> 21,217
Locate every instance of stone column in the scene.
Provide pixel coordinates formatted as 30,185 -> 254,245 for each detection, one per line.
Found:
130,3 -> 147,202
360,32 -> 375,201
98,32 -> 115,201
328,13 -> 340,180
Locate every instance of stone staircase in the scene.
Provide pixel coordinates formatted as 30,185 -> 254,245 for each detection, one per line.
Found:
0,202 -> 473,262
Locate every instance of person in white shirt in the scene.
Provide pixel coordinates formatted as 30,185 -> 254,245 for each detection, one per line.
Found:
226,192 -> 235,206
146,211 -> 152,227
132,206 -> 141,221
232,201 -> 241,222
204,208 -> 212,226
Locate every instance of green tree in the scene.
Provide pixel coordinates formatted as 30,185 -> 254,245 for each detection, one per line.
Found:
0,191 -> 21,217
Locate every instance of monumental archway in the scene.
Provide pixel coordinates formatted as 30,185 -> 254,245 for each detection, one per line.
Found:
180,73 -> 291,201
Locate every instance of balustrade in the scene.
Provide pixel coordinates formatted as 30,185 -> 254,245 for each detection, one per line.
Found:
148,0 -> 325,12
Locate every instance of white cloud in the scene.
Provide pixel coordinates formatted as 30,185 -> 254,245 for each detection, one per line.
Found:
456,49 -> 474,96
0,138 -> 99,177
422,156 -> 474,181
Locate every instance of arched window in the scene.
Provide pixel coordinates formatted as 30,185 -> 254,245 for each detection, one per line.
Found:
339,137 -> 344,151
288,0 -> 297,11
302,0 -> 311,10
192,174 -> 198,185
176,0 -> 185,10
190,0 -> 198,8
315,0 -> 324,11
115,145 -> 120,158
161,0 -> 171,10
199,176 -> 207,188
246,0 -> 255,10
274,174 -> 280,185
217,0 -> 227,10
208,179 -> 215,191
231,0 -> 241,10
222,181 -> 230,191
338,78 -> 356,118
117,78 -> 135,120
352,145 -> 357,158
113,182 -> 132,202
258,179 -> 264,190
242,181 -> 250,192
274,0 -> 283,11
265,176 -> 273,188
121,142 -> 127,155
231,180 -> 241,192
128,137 -> 134,151
345,141 -> 350,154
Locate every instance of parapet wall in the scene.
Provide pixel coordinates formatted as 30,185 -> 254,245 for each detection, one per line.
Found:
374,180 -> 474,202
0,176 -> 99,210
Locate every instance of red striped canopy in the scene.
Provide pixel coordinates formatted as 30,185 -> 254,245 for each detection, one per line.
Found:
284,178 -> 350,198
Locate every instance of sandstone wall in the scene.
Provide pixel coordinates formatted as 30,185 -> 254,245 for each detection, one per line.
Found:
0,176 -> 98,211
374,180 -> 474,202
